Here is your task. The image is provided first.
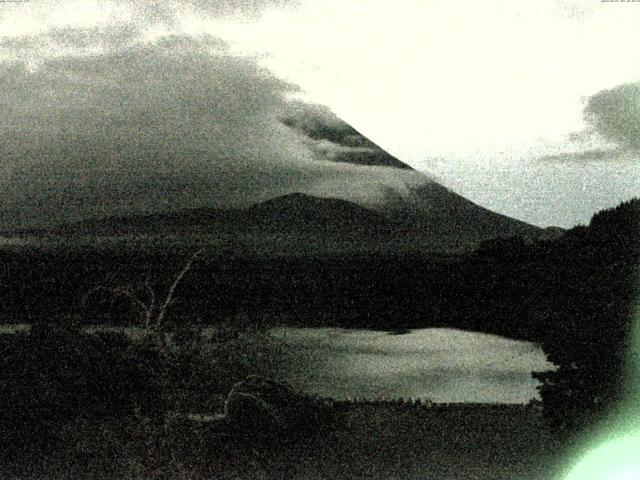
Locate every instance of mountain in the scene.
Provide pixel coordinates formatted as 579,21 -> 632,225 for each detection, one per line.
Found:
242,193 -> 390,234
2,105 -> 565,253
41,193 -> 388,237
377,182 -> 545,243
5,190 -> 560,255
278,104 -> 562,249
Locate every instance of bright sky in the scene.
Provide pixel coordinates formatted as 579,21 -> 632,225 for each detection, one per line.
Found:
200,0 -> 640,227
199,0 -> 636,159
1,0 -> 639,227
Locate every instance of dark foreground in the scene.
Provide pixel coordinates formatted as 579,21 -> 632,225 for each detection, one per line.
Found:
1,403 -> 563,480
0,199 -> 636,479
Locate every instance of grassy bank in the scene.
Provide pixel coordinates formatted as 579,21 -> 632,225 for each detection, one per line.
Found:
1,403 -> 562,480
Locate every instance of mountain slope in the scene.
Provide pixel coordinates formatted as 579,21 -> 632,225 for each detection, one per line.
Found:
45,193 -> 390,238
279,104 -> 559,247
3,105 -> 564,252
243,193 -> 390,233
379,182 -> 543,241
10,190 -> 557,255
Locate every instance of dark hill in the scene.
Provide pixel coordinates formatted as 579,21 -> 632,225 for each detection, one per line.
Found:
243,193 -> 390,233
6,191 -> 554,254
44,193 -> 390,238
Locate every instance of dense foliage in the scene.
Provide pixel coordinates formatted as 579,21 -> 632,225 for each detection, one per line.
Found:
0,319 -> 264,452
531,199 -> 639,434
0,322 -> 158,450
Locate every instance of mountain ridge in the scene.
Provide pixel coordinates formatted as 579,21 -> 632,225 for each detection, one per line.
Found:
2,192 -> 562,253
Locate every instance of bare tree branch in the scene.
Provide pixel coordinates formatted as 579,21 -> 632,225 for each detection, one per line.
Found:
143,274 -> 157,328
155,249 -> 203,327
80,249 -> 203,331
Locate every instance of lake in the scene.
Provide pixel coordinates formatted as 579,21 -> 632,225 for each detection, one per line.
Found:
0,322 -> 555,404
268,327 -> 555,404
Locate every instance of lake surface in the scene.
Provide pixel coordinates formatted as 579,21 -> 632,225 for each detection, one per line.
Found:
268,327 -> 555,404
0,322 -> 555,404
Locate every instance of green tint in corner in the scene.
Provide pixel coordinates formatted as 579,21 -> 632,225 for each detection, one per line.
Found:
565,432 -> 640,480
566,300 -> 640,480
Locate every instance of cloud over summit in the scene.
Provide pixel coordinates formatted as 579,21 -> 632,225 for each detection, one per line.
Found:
281,102 -> 413,170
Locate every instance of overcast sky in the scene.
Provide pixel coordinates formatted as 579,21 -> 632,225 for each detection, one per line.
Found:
1,0 -> 638,228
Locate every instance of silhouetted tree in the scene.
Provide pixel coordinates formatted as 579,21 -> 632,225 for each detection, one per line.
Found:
532,199 -> 639,435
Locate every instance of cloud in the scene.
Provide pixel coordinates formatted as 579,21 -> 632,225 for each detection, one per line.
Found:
0,29 -> 430,230
282,102 -> 376,147
281,102 -> 413,170
584,82 -> 640,150
537,82 -> 640,164
0,25 -> 148,71
184,0 -> 298,19
537,148 -> 630,163
1,24 -> 140,50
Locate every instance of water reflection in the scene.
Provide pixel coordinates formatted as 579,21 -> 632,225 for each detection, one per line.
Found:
268,327 -> 555,404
